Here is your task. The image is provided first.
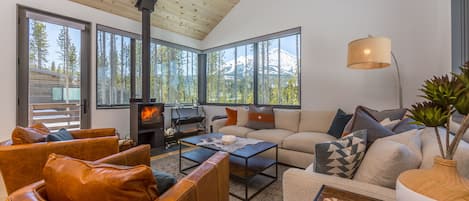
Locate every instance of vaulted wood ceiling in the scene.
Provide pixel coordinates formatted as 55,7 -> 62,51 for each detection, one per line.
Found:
70,0 -> 240,40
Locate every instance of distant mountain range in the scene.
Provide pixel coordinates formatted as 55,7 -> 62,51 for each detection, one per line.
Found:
220,48 -> 298,77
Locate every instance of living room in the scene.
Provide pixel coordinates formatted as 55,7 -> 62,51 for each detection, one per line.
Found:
0,0 -> 467,200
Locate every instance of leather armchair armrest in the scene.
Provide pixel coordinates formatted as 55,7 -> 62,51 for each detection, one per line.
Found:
95,145 -> 151,167
69,128 -> 117,139
7,181 -> 47,201
158,152 -> 229,201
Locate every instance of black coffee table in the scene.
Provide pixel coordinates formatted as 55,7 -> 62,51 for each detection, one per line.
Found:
179,133 -> 278,201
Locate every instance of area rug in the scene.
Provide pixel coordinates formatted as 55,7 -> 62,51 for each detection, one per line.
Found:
151,152 -> 288,201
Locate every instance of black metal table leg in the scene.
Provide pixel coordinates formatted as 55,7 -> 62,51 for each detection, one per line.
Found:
245,158 -> 248,201
276,145 -> 278,179
178,141 -> 182,173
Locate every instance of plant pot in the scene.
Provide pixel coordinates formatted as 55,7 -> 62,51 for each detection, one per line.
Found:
396,157 -> 469,201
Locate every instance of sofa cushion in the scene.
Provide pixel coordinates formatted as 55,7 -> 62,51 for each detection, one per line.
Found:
225,108 -> 237,126
450,120 -> 469,143
219,126 -> 254,137
246,105 -> 275,130
237,106 -> 249,127
43,154 -> 158,201
314,130 -> 367,179
11,126 -> 47,145
353,139 -> 421,189
274,109 -> 300,132
283,132 -> 337,154
298,111 -> 336,133
246,129 -> 294,145
327,109 -> 353,138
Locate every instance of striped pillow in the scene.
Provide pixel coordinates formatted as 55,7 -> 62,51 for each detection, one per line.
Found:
246,105 -> 275,130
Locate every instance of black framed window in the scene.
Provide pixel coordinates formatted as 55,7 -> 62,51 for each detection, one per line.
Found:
17,6 -> 91,128
204,28 -> 301,107
206,44 -> 254,104
97,25 -> 200,108
134,40 -> 200,105
96,25 -> 138,108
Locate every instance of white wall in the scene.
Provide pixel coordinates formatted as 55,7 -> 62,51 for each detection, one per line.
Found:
0,0 -> 453,141
0,0 -> 202,141
203,0 -> 452,115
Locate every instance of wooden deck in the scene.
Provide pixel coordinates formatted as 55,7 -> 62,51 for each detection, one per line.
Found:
29,103 -> 81,130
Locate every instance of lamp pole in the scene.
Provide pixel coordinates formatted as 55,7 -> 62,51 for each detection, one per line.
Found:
391,52 -> 403,109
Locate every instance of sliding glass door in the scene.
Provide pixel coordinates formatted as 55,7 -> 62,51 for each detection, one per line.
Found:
17,7 -> 91,130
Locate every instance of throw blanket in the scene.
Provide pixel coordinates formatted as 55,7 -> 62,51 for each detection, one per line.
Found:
197,137 -> 263,153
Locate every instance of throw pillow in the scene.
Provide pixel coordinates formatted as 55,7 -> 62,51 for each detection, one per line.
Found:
225,108 -> 237,126
314,129 -> 367,179
30,123 -> 50,135
152,169 -> 177,195
11,126 -> 47,145
343,106 -> 407,135
236,106 -> 249,127
380,118 -> 401,129
46,128 -> 74,142
327,109 -> 353,138
382,129 -> 423,161
360,106 -> 407,122
350,107 -> 395,145
353,139 -> 421,189
392,118 -> 423,134
274,109 -> 300,132
246,105 -> 275,130
43,154 -> 158,201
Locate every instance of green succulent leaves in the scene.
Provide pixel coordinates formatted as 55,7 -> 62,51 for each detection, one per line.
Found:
455,91 -> 469,115
420,75 -> 463,107
412,62 -> 469,126
408,102 -> 449,127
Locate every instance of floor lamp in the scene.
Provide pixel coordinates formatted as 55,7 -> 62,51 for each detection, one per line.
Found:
347,36 -> 403,108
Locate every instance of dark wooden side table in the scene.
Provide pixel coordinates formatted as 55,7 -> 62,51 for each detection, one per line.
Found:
118,139 -> 135,152
313,185 -> 382,201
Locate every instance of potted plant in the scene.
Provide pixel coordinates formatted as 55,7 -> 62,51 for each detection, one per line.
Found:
396,63 -> 469,201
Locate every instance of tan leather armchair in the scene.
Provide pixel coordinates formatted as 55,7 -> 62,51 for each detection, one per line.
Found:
6,145 -> 230,201
0,128 -> 119,195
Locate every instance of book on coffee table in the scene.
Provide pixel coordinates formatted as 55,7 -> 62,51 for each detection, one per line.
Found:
313,185 -> 382,201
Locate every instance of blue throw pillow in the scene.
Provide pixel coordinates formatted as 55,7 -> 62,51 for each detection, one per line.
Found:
152,169 -> 177,195
327,109 -> 353,138
46,128 -> 74,142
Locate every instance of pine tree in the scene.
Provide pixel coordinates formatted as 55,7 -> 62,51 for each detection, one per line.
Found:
57,26 -> 79,102
51,61 -> 56,72
29,20 -> 48,69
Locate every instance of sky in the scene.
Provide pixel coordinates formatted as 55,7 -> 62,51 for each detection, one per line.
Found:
30,20 -> 81,69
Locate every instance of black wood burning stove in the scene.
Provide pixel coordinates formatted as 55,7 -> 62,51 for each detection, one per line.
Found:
130,0 -> 164,148
130,101 -> 164,147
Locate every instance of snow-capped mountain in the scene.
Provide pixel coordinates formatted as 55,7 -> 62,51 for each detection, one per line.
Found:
220,48 -> 298,76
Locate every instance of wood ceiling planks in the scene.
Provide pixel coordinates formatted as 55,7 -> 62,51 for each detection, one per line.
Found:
70,0 -> 240,40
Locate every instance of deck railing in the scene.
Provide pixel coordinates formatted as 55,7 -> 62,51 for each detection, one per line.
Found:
29,103 -> 81,131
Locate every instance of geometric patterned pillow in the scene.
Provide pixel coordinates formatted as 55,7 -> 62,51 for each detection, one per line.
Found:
314,129 -> 367,179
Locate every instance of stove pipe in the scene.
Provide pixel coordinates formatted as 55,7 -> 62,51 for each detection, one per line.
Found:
135,0 -> 158,103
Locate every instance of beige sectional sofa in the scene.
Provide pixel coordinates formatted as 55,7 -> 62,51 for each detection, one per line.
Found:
211,109 -> 338,168
282,127 -> 469,201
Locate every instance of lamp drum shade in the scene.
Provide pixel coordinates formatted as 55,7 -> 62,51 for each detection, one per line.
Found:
347,37 -> 392,69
